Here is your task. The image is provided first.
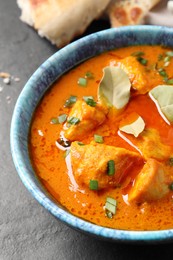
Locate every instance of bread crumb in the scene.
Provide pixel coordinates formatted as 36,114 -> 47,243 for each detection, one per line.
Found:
0,72 -> 11,78
14,77 -> 20,82
6,96 -> 11,103
3,77 -> 11,85
0,72 -> 21,85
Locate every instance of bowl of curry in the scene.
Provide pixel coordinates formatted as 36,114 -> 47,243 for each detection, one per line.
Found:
11,25 -> 173,243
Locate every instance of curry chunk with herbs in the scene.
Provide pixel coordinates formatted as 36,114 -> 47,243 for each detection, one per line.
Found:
129,159 -> 173,203
136,128 -> 172,161
70,142 -> 143,190
120,128 -> 172,161
63,100 -> 107,141
119,56 -> 149,94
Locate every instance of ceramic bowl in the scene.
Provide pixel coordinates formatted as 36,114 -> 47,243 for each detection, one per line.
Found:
10,25 -> 173,244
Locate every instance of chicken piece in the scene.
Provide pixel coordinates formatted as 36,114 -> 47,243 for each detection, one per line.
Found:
70,141 -> 143,189
137,129 -> 172,161
129,158 -> 172,203
64,100 -> 107,141
120,128 -> 172,161
119,56 -> 149,94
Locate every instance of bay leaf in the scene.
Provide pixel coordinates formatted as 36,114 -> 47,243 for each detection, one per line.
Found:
98,66 -> 131,109
119,116 -> 145,137
149,85 -> 173,123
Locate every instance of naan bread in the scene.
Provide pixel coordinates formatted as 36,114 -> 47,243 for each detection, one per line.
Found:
17,0 -> 111,47
106,0 -> 161,27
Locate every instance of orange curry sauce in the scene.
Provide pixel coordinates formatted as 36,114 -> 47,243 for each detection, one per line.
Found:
30,46 -> 173,231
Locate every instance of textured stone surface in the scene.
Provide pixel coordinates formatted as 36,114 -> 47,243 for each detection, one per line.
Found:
1,0 -> 173,259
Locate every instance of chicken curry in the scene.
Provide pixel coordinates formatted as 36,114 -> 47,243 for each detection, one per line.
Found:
29,45 -> 173,231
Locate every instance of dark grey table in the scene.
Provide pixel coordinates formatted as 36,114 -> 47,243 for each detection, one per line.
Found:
1,1 -> 173,259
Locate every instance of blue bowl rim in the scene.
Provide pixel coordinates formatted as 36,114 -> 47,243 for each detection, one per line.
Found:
10,25 -> 173,243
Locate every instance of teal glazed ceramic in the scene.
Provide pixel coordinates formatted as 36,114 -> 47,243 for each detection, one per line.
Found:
10,26 -> 173,244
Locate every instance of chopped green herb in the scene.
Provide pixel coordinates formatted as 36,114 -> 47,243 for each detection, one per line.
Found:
169,157 -> 173,166
166,51 -> 173,57
164,56 -> 171,62
78,77 -> 87,87
94,134 -> 104,143
64,95 -> 77,107
131,51 -> 144,57
159,69 -> 167,77
85,71 -> 94,79
105,202 -> 116,214
166,78 -> 173,85
160,70 -> 167,76
106,197 -> 117,206
105,197 -> 117,215
106,211 -> 113,219
158,68 -> 168,79
89,180 -> 98,190
164,56 -> 171,67
67,117 -> 80,125
77,142 -> 85,146
169,183 -> 173,190
158,54 -> 164,61
83,96 -> 97,107
164,61 -> 170,67
137,57 -> 148,66
50,117 -> 59,124
107,160 -> 115,176
58,114 -> 67,124
163,77 -> 169,83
